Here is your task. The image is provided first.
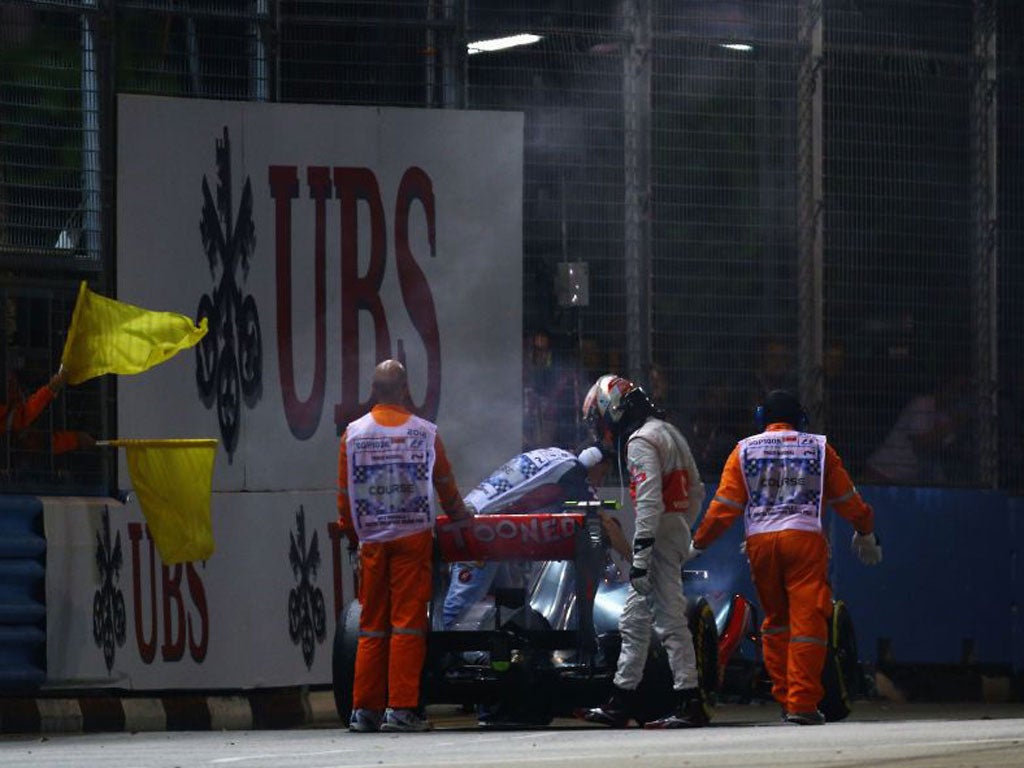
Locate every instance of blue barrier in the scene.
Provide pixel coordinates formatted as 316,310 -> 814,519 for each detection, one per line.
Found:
834,486 -> 1018,668
693,484 -> 1023,670
0,495 -> 46,688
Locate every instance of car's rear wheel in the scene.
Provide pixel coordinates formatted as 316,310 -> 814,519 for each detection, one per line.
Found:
819,600 -> 860,722
485,607 -> 557,726
622,596 -> 720,725
689,597 -> 720,705
332,600 -> 361,721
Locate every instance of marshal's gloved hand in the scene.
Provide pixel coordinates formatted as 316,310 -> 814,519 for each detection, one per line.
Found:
851,531 -> 883,566
629,537 -> 655,595
686,541 -> 704,561
344,528 -> 361,570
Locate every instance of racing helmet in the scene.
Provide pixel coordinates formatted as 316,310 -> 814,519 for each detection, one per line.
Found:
582,374 -> 655,445
755,389 -> 808,431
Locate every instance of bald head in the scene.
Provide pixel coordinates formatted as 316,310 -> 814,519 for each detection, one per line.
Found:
372,359 -> 409,405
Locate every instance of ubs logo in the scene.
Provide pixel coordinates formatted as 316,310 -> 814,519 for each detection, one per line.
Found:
92,508 -> 127,672
196,126 -> 263,461
288,506 -> 327,669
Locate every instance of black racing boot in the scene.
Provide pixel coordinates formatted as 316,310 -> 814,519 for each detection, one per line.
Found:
579,686 -> 636,728
643,687 -> 711,729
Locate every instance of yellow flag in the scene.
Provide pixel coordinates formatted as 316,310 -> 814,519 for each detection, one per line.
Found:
109,439 -> 218,564
61,281 -> 208,385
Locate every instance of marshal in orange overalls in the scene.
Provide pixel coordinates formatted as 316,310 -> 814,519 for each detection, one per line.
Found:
693,422 -> 874,716
337,403 -> 468,713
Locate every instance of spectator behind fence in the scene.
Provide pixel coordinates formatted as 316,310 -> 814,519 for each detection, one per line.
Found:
687,378 -> 742,480
523,328 -> 576,450
862,370 -> 969,486
741,335 -> 799,419
646,361 -> 685,431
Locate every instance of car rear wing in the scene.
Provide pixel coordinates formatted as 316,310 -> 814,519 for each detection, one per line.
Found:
435,499 -> 619,562
431,501 -> 616,662
435,513 -> 585,562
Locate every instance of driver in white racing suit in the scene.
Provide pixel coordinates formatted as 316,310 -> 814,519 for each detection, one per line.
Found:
580,374 -> 709,729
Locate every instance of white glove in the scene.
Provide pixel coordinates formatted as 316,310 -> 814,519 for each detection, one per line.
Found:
686,541 -> 704,561
629,537 -> 655,595
851,531 -> 883,566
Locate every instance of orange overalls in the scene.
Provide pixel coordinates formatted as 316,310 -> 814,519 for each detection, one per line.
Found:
337,404 -> 466,712
2,382 -> 56,436
2,381 -> 81,456
693,423 -> 873,715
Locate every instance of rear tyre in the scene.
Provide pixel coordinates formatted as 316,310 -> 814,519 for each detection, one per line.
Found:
818,600 -> 860,722
633,639 -> 676,726
332,600 -> 361,721
631,597 -> 719,725
485,608 -> 556,726
689,597 -> 720,705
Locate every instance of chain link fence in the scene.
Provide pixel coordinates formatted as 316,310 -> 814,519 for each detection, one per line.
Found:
0,0 -> 1021,493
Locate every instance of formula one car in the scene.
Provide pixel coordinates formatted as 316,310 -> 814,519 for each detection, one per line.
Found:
332,502 -> 861,726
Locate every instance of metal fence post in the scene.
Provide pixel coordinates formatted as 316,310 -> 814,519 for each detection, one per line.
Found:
797,0 -> 824,430
81,0 -> 101,264
252,0 -> 269,101
623,0 -> 652,384
972,0 -> 999,488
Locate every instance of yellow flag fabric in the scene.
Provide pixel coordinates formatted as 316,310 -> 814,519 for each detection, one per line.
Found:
61,281 -> 208,385
110,439 -> 218,564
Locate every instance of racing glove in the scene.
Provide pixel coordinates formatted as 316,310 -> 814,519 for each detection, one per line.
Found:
851,531 -> 883,566
629,537 -> 655,595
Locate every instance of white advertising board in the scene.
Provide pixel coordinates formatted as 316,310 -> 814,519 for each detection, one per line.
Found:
44,493 -> 354,690
116,95 -> 524,495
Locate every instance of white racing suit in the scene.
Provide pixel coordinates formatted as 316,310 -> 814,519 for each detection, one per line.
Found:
614,417 -> 706,692
442,447 -> 595,629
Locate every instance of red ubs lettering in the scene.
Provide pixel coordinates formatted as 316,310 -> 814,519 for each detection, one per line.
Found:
128,523 -> 209,664
268,165 -> 442,437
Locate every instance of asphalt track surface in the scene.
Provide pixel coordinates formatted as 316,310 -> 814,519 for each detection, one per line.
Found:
2,701 -> 1023,768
